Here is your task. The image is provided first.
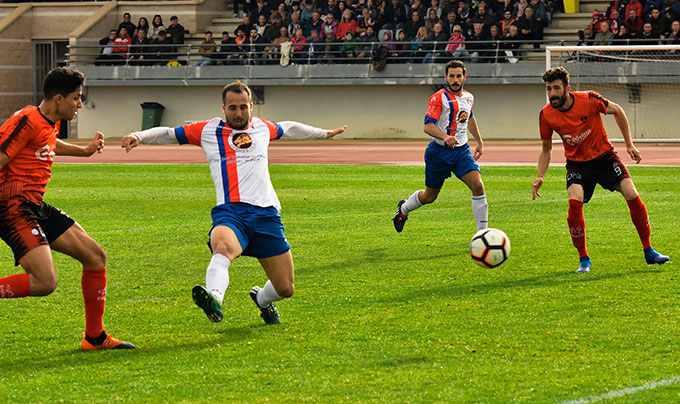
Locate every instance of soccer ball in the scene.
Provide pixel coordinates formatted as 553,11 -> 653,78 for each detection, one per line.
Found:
470,228 -> 510,268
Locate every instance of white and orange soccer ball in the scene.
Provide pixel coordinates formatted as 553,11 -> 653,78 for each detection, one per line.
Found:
470,228 -> 510,268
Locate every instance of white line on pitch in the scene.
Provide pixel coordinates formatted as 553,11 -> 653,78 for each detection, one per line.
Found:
557,375 -> 680,404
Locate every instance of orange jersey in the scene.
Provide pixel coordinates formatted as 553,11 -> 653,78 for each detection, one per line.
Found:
0,106 -> 59,203
539,91 -> 614,161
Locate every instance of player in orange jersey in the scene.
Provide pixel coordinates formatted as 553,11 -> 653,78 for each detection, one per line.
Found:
531,67 -> 669,273
0,67 -> 134,350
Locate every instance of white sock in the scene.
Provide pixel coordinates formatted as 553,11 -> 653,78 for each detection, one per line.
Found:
206,254 -> 230,304
401,190 -> 424,215
472,195 -> 488,231
256,280 -> 282,307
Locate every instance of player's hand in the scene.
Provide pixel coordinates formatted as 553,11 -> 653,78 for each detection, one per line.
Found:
531,177 -> 543,200
472,142 -> 483,160
326,125 -> 347,139
121,134 -> 140,152
444,135 -> 458,149
85,132 -> 105,155
627,144 -> 642,164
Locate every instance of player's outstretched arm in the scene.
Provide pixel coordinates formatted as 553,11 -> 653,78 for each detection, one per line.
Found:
607,101 -> 641,164
55,132 -> 105,156
326,125 -> 347,139
278,121 -> 347,140
121,127 -> 178,152
532,138 -> 552,200
468,115 -> 484,160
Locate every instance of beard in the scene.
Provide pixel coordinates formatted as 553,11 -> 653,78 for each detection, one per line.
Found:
550,93 -> 567,109
227,117 -> 248,130
447,83 -> 462,93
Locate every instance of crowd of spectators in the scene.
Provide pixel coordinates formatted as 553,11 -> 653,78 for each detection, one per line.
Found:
579,0 -> 680,49
94,0 -> 560,66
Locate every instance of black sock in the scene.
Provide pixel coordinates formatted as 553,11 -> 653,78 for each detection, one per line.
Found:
85,331 -> 107,345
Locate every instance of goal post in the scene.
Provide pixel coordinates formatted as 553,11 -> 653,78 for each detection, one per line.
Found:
545,45 -> 680,142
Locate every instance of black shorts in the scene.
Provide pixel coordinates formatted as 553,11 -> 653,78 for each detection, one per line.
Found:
0,198 -> 75,266
565,149 -> 631,203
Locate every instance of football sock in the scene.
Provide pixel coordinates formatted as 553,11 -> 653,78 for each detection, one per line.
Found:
256,280 -> 282,308
82,268 -> 106,339
626,196 -> 652,250
567,199 -> 589,258
401,190 -> 423,215
472,194 -> 488,231
206,253 -> 230,304
0,273 -> 30,298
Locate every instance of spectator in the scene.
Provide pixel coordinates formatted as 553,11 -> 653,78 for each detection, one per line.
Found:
166,16 -> 186,49
357,7 -> 377,36
648,7 -> 671,37
118,13 -> 136,39
608,9 -> 622,34
291,2 -> 302,20
578,25 -> 596,45
194,31 -> 216,66
594,20 -> 615,44
637,21 -> 661,44
276,3 -> 290,24
264,13 -> 285,43
666,0 -> 680,22
644,0 -> 664,18
253,0 -> 271,22
233,0 -> 247,18
486,24 -> 504,62
625,0 -> 643,22
613,23 -> 635,43
442,11 -> 459,36
411,0 -> 427,18
151,30 -> 174,65
149,15 -> 165,41
515,0 -> 529,20
426,8 -> 441,28
243,0 -> 258,17
426,0 -> 442,20
112,27 -> 133,64
337,1 -> 350,19
422,21 -> 448,63
589,10 -> 605,33
301,1 -> 317,25
442,0 -> 460,18
341,30 -> 359,60
467,22 -> 489,62
605,0 -> 626,20
499,9 -> 517,35
307,29 -> 325,63
445,24 -> 469,59
502,24 -> 521,61
470,1 -> 496,35
529,0 -> 548,32
625,8 -> 644,34
268,26 -> 291,62
289,12 -> 304,36
410,25 -> 430,61
456,1 -> 471,29
255,14 -> 270,36
337,9 -> 358,38
380,29 -> 396,55
496,0 -> 514,18
135,17 -> 150,39
95,29 -> 118,66
305,11 -> 324,36
357,25 -> 378,60
290,27 -> 308,62
406,10 -> 425,38
667,20 -> 680,53
323,0 -> 342,20
393,29 -> 410,60
246,28 -> 268,64
321,13 -> 339,40
518,6 -> 543,48
233,29 -> 248,64
236,15 -> 254,38
382,0 -> 409,31
217,31 -> 236,65
129,28 -> 153,65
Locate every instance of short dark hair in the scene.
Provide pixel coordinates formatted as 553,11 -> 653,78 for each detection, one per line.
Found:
542,67 -> 570,87
170,16 -> 178,21
43,67 -> 85,100
222,31 -> 229,35
206,30 -> 213,35
124,12 -> 131,17
222,80 -> 252,104
445,59 -> 466,76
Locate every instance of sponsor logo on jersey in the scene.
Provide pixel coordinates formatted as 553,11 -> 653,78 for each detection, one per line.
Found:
35,145 -> 55,161
231,133 -> 253,149
562,129 -> 591,146
457,111 -> 468,123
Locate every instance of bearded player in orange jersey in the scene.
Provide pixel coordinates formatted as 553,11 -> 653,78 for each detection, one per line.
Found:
531,67 -> 669,273
0,67 -> 134,350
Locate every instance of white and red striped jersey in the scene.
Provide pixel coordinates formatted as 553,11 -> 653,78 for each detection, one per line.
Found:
424,88 -> 474,147
132,117 -> 327,211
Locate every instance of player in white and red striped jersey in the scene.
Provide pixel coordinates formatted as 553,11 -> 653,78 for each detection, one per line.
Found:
393,60 -> 489,234
122,81 -> 346,325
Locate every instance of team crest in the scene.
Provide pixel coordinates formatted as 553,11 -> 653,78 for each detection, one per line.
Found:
231,133 -> 253,149
457,111 -> 469,123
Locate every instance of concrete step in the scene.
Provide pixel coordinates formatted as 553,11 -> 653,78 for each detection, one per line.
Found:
550,13 -> 592,29
544,27 -> 579,35
578,0 -> 609,13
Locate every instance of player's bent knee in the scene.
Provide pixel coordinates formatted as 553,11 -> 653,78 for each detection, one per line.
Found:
83,244 -> 107,269
275,282 -> 294,298
33,274 -> 58,296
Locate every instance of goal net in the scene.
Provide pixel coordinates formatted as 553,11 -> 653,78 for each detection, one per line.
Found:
545,45 -> 680,141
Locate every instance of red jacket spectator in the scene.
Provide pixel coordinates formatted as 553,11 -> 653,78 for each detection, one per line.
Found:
336,10 -> 358,39
625,0 -> 643,23
624,9 -> 644,33
113,28 -> 133,58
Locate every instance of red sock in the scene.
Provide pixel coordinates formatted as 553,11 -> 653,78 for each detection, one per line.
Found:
82,268 -> 107,338
0,273 -> 30,298
627,196 -> 652,250
567,199 -> 588,258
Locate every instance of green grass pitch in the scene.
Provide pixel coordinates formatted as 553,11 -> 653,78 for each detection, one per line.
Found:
0,163 -> 677,403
